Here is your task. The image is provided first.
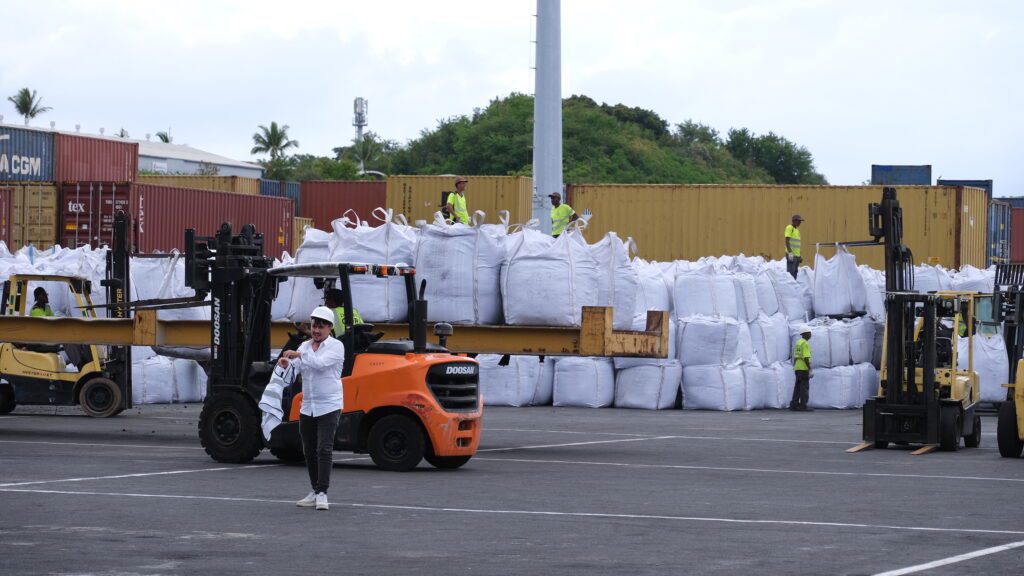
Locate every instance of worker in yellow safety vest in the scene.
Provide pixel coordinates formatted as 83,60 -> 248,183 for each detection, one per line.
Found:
324,289 -> 362,338
785,214 -> 804,279
445,176 -> 470,225
30,287 -> 54,317
549,192 -> 579,238
790,328 -> 813,411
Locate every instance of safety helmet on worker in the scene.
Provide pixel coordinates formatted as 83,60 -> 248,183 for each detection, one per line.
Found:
310,306 -> 335,325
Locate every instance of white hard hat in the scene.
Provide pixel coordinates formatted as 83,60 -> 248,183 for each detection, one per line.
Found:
310,306 -> 335,325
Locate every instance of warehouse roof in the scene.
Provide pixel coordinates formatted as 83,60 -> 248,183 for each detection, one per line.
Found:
136,140 -> 261,171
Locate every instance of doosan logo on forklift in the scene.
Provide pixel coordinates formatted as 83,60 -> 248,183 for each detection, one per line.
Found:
445,365 -> 476,376
212,297 -> 221,359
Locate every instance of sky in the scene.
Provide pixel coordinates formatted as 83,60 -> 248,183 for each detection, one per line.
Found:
1,0 -> 1021,193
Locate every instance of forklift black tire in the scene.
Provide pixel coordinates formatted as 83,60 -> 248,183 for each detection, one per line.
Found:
939,406 -> 961,452
964,414 -> 982,448
872,440 -> 888,450
997,400 -> 1023,458
0,385 -> 15,415
368,414 -> 425,471
424,454 -> 472,470
199,392 -> 263,463
79,377 -> 122,418
269,445 -> 305,464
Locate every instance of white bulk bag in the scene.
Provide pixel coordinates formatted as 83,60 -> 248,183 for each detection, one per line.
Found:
330,209 -> 418,322
477,354 -> 540,407
914,265 -> 953,293
677,316 -> 742,367
755,270 -> 782,317
415,211 -> 506,325
859,266 -> 886,320
854,362 -> 879,401
682,363 -> 746,411
813,247 -> 868,316
848,318 -> 877,365
808,365 -> 861,409
739,362 -> 770,410
733,273 -> 761,323
674,267 -> 739,319
286,227 -> 333,321
632,258 -> 672,315
589,232 -> 638,330
553,357 -> 615,408
532,356 -> 556,405
797,266 -> 815,319
132,356 -> 176,404
614,361 -> 682,410
748,313 -> 792,365
501,229 -> 600,326
952,265 -> 994,293
958,332 -> 1010,403
173,359 -> 204,403
793,320 -> 852,368
758,361 -> 797,409
271,254 -> 296,321
871,320 -> 885,368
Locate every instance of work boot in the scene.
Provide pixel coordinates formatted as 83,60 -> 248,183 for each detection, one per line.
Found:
315,492 -> 329,511
296,491 -> 317,507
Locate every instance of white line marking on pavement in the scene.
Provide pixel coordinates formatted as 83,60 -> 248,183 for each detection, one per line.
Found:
0,439 -> 205,450
487,428 -> 660,437
0,464 -> 274,488
874,540 -> 1024,575
472,456 -> 1024,483
476,436 -> 677,452
486,430 -> 859,445
3,487 -> 1024,537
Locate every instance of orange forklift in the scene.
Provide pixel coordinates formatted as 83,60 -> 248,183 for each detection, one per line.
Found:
182,223 -> 481,471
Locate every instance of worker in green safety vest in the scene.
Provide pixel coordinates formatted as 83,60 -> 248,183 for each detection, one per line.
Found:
324,288 -> 362,338
549,192 -> 579,238
785,214 -> 804,279
790,328 -> 812,411
445,176 -> 470,225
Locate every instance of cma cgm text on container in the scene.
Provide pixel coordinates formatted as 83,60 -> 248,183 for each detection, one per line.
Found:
0,125 -> 55,182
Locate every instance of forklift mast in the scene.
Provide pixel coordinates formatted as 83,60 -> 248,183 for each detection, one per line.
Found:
869,186 -> 914,293
102,210 -> 132,409
994,263 -> 1024,387
185,222 -> 278,398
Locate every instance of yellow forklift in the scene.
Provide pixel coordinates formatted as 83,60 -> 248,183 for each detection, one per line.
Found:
0,214 -> 133,418
993,264 -> 1024,458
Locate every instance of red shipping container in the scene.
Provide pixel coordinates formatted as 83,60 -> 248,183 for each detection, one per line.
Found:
300,180 -> 386,229
0,187 -> 13,247
136,184 -> 293,258
55,133 -> 139,183
61,182 -> 136,249
1012,208 -> 1024,262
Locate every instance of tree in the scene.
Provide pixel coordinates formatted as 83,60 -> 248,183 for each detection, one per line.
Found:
7,88 -> 52,125
726,128 -> 827,184
155,131 -> 171,143
251,122 -> 299,159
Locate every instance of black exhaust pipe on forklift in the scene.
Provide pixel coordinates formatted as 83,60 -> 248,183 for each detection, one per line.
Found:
413,279 -> 428,353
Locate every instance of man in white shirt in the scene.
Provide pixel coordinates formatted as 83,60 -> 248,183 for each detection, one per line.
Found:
278,306 -> 345,511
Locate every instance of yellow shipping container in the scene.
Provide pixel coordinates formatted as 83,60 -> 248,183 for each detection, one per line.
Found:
3,182 -> 58,250
568,184 -> 987,270
386,175 -> 533,226
293,217 -> 314,253
137,175 -> 261,195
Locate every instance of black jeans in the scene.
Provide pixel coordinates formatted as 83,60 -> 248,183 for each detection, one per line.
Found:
787,256 -> 800,279
791,370 -> 810,408
300,411 -> 341,494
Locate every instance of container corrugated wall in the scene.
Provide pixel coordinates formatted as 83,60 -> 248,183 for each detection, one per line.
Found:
54,133 -> 138,183
870,165 -> 932,185
938,179 -> 993,198
300,181 -> 386,227
1012,208 -> 1024,262
0,187 -> 13,247
136,184 -> 293,258
137,175 -> 260,195
988,199 -> 1011,265
293,217 -> 313,253
569,184 -> 986,269
259,179 -> 280,197
385,176 -> 532,225
1,182 -> 59,250
60,182 -> 137,249
282,181 -> 300,214
0,126 -> 54,182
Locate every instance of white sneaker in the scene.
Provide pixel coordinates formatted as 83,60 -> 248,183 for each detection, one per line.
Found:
315,492 -> 329,511
296,491 -> 317,507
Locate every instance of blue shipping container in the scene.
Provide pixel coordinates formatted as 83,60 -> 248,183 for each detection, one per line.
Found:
259,178 -> 280,197
1001,196 -> 1024,209
870,164 -> 931,185
937,179 -> 993,199
0,125 -> 55,182
282,181 -> 300,214
988,200 -> 1011,265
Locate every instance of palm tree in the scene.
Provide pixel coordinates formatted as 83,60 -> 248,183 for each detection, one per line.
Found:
251,122 -> 298,159
155,131 -> 171,143
7,88 -> 52,125
351,133 -> 383,173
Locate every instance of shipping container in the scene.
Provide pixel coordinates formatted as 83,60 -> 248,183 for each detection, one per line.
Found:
136,184 -> 293,258
259,178 -> 280,197
1,182 -> 59,250
938,179 -> 993,199
54,133 -> 138,183
386,175 -> 532,226
60,182 -> 136,249
567,184 -> 987,270
293,217 -> 314,253
0,186 -> 13,247
137,175 -> 260,195
259,179 -> 301,214
1001,196 -> 1024,209
871,165 -> 932,186
300,180 -> 386,227
0,125 -> 55,182
1012,208 -> 1024,262
988,199 -> 1011,265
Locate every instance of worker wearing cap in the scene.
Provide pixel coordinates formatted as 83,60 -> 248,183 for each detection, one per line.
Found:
445,176 -> 470,225
785,214 -> 804,279
30,287 -> 54,317
324,288 -> 362,338
790,329 -> 813,411
279,306 -> 345,511
549,192 -> 578,238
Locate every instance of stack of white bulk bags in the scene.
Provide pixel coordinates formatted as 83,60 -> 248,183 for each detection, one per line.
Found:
553,357 -> 615,408
812,248 -> 868,316
286,227 -> 333,321
414,211 -> 506,324
330,209 -> 418,322
914,264 -> 953,293
792,318 -> 878,409
501,229 -> 599,326
952,265 -> 994,293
